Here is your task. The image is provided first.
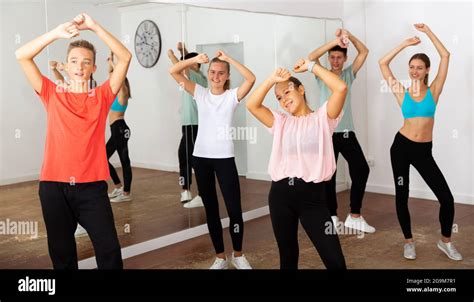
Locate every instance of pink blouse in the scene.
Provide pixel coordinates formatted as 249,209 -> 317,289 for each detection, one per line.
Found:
267,101 -> 343,183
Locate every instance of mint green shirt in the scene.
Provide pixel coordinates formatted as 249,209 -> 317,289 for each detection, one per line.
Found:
182,70 -> 208,125
315,64 -> 355,133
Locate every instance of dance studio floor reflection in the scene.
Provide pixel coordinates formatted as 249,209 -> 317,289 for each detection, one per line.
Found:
0,168 -> 270,268
124,191 -> 474,269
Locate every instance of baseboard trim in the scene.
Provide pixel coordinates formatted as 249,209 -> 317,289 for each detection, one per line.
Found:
78,206 -> 270,269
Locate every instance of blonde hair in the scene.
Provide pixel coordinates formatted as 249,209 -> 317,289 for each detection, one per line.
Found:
209,57 -> 230,90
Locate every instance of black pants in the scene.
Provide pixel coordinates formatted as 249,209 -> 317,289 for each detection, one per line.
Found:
178,125 -> 198,191
192,156 -> 243,254
38,181 -> 123,269
326,131 -> 370,216
106,119 -> 132,192
269,178 -> 346,269
390,132 -> 455,239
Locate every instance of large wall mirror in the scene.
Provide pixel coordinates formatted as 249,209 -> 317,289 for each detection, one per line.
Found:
0,0 -> 341,268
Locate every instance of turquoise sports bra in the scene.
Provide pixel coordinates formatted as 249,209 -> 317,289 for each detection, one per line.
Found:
401,88 -> 436,119
110,96 -> 128,113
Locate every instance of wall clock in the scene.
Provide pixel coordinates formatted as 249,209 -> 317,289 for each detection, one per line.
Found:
134,20 -> 162,68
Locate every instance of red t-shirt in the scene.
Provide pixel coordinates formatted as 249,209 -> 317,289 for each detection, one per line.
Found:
36,76 -> 116,183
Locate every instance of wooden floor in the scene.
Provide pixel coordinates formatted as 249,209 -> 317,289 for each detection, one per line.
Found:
0,167 -> 270,269
1,169 -> 473,269
124,191 -> 474,269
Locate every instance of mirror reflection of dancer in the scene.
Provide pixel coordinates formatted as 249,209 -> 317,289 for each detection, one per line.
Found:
170,50 -> 256,269
168,42 -> 207,208
379,23 -> 462,261
106,51 -> 133,203
308,28 -> 375,234
246,58 -> 347,269
15,13 -> 131,269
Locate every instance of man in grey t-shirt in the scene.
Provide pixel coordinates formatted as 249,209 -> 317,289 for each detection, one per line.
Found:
309,28 -> 375,234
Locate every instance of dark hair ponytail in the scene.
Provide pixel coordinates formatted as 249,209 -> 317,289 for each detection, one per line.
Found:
124,77 -> 131,99
287,76 -> 306,102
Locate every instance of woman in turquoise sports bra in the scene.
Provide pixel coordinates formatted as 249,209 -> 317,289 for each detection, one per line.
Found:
379,23 -> 462,262
106,51 -> 133,203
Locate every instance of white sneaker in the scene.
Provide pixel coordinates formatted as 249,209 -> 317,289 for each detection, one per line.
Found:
331,215 -> 340,226
209,257 -> 229,269
108,187 -> 123,198
437,240 -> 463,261
74,224 -> 87,237
344,214 -> 376,233
404,242 -> 416,260
183,195 -> 204,208
180,190 -> 192,203
231,252 -> 252,269
110,192 -> 133,203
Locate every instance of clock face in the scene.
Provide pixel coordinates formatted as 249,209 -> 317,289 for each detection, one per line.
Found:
134,20 -> 162,68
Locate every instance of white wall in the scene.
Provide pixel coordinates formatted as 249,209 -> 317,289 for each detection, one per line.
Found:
0,0 -> 345,185
342,0 -> 369,157
472,0 -> 474,201
162,0 -> 343,20
118,3 -> 183,172
361,0 -> 473,205
0,1 -> 121,185
119,2 -> 345,182
4,1 -> 471,207
1,1 -> 47,185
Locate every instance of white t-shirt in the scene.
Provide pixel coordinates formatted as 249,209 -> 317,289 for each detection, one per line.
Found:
193,84 -> 239,158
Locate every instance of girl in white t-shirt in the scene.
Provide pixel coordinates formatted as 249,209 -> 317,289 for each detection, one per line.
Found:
170,50 -> 255,269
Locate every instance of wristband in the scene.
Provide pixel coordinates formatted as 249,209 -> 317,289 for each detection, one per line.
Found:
307,61 -> 316,73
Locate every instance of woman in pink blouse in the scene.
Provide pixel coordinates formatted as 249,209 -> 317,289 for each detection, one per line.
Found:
246,58 -> 347,269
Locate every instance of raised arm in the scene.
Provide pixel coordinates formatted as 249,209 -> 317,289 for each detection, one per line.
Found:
177,42 -> 189,58
168,48 -> 191,78
169,53 -> 209,96
215,50 -> 256,101
344,29 -> 369,75
308,38 -> 341,65
15,22 -> 79,92
49,61 -> 65,84
167,49 -> 179,65
294,58 -> 347,118
246,68 -> 291,128
378,37 -> 420,105
414,23 -> 449,101
72,13 -> 132,95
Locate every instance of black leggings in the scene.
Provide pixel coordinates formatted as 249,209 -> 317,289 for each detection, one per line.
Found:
390,132 -> 455,239
269,178 -> 346,270
106,119 -> 132,192
192,156 -> 243,254
178,125 -> 198,190
326,131 -> 370,215
38,181 -> 123,269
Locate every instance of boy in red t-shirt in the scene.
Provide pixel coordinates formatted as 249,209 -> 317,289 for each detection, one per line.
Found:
15,13 -> 132,269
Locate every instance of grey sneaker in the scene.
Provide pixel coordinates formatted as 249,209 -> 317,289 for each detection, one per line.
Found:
404,242 -> 416,260
437,240 -> 463,261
